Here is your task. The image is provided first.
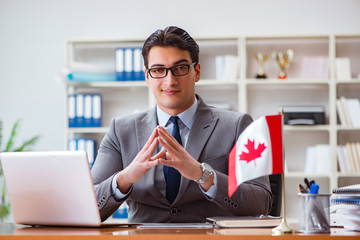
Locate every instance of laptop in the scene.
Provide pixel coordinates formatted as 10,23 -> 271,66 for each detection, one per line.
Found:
0,151 -> 129,227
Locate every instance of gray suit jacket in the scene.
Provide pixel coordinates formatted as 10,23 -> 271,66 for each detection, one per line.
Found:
91,95 -> 273,223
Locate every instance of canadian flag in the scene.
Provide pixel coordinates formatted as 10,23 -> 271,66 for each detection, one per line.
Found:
228,115 -> 284,197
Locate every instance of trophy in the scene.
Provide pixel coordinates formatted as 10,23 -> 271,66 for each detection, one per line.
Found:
272,49 -> 294,79
255,53 -> 268,79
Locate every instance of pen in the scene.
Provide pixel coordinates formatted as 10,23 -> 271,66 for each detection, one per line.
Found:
298,184 -> 307,193
304,178 -> 311,191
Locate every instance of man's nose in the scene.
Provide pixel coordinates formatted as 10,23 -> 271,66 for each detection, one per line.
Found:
163,70 -> 177,84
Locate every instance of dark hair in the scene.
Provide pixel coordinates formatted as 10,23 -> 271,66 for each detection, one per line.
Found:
142,26 -> 199,68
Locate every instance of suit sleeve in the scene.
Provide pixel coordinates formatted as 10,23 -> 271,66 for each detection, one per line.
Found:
206,113 -> 273,216
91,118 -> 126,221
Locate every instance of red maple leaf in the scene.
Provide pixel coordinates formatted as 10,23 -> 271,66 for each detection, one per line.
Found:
239,139 -> 267,167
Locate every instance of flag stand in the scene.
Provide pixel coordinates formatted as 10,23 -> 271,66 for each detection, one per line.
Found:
271,173 -> 294,235
272,110 -> 294,235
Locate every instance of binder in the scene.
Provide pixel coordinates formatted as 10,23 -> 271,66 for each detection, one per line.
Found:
77,138 -> 86,152
133,48 -> 145,81
68,139 -> 77,151
75,94 -> 85,127
68,94 -> 76,128
86,139 -> 96,168
115,48 -> 125,81
124,48 -> 133,81
92,94 -> 102,127
68,93 -> 102,128
84,94 -> 93,127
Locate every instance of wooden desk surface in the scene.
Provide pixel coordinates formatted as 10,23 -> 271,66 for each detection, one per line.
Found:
0,223 -> 359,240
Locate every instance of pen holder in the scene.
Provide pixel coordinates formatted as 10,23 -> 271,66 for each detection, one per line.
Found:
297,193 -> 331,233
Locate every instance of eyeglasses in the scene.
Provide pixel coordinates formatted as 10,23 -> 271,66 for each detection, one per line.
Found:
147,62 -> 196,79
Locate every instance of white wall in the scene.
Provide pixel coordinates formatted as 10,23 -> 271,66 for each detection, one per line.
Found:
0,0 -> 359,151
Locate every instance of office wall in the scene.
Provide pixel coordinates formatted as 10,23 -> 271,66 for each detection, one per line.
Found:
0,0 -> 359,151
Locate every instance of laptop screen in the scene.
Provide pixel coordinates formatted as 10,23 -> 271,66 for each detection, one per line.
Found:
0,151 -> 102,226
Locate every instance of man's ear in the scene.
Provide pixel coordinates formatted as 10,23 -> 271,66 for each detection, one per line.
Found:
195,63 -> 201,82
145,69 -> 151,86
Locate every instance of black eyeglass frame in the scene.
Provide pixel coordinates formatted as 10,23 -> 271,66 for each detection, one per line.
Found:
147,62 -> 197,79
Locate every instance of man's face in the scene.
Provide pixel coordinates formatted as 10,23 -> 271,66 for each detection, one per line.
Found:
145,46 -> 200,116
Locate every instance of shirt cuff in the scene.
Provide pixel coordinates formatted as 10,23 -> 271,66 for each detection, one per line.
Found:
200,171 -> 217,199
111,172 -> 132,201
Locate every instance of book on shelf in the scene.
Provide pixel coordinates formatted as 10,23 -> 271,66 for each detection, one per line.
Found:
346,98 -> 360,127
68,61 -> 114,74
337,142 -> 360,173
300,56 -> 329,79
336,99 -> 348,127
336,96 -> 360,127
68,93 -> 102,128
67,72 -> 116,82
304,144 -> 330,174
336,145 -> 348,173
215,55 -> 239,81
335,57 -> 352,80
115,47 -> 145,81
206,215 -> 282,228
65,61 -> 117,83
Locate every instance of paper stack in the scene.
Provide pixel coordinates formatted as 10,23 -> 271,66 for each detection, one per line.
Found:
331,184 -> 360,231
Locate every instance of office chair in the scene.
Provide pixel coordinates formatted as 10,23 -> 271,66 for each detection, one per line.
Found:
269,174 -> 282,217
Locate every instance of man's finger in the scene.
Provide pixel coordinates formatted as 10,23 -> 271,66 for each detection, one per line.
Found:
141,127 -> 159,152
159,158 -> 174,167
152,150 -> 166,160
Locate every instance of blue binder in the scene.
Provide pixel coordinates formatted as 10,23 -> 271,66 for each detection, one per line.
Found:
68,94 -> 76,128
133,48 -> 145,81
85,138 -> 96,168
115,48 -> 125,81
75,94 -> 85,127
91,94 -> 102,127
84,94 -> 93,127
124,48 -> 133,81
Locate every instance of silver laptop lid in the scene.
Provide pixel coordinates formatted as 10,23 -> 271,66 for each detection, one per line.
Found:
0,151 -> 101,226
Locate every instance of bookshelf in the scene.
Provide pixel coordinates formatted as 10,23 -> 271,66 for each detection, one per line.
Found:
64,34 -> 360,221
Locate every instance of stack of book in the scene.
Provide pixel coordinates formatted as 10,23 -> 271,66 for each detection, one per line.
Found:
336,96 -> 360,127
331,184 -> 360,231
68,93 -> 102,128
215,55 -> 239,81
300,56 -> 329,79
65,62 -> 116,83
304,144 -> 330,174
68,138 -> 96,168
337,142 -> 360,173
335,57 -> 352,80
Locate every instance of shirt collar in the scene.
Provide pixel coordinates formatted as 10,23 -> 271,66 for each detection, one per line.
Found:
157,98 -> 198,130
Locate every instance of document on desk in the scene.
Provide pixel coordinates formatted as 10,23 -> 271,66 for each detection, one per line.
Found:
136,223 -> 213,229
207,216 -> 282,228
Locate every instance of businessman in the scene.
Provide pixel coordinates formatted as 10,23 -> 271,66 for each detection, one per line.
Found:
91,26 -> 273,223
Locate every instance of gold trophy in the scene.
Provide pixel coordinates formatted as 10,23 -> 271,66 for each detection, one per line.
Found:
255,53 -> 268,79
272,49 -> 294,79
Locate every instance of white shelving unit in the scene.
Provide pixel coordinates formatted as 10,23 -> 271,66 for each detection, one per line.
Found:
64,34 -> 360,221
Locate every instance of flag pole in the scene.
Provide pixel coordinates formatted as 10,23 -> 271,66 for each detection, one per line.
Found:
272,110 -> 294,235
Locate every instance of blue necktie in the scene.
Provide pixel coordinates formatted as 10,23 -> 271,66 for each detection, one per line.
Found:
163,116 -> 182,203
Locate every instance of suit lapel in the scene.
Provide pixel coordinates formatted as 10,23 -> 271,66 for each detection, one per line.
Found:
135,108 -> 158,153
134,108 -> 169,204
